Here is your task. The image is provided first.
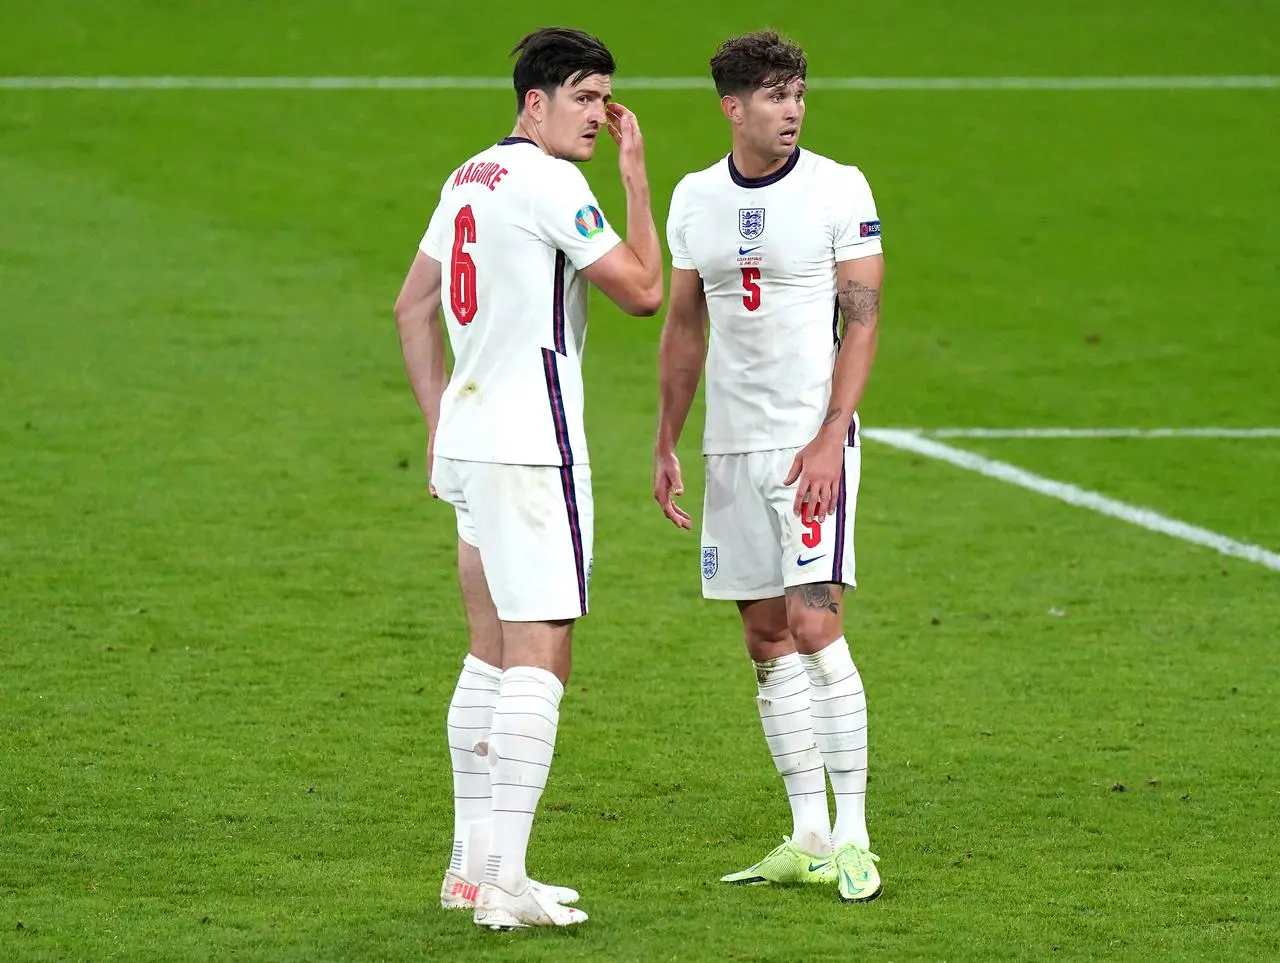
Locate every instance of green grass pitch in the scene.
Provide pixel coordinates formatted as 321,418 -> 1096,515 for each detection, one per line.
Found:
2,2 -> 1278,960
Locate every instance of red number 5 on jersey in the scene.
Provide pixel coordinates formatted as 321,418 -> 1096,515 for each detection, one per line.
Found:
450,205 -> 478,325
740,267 -> 762,312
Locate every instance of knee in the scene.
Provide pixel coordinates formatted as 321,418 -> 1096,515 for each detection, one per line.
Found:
743,623 -> 794,663
738,598 -> 796,662
789,611 -> 839,655
744,620 -> 790,647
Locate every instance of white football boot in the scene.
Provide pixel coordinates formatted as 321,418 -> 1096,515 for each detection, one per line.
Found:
441,870 -> 579,911
472,879 -> 588,930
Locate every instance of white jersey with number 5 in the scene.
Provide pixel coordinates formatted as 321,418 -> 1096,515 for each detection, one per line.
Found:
419,136 -> 622,466
666,148 -> 882,455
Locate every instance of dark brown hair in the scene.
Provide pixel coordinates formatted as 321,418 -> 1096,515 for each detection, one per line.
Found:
511,27 -> 616,113
709,30 -> 807,98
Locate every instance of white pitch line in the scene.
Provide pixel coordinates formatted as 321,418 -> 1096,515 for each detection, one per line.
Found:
0,75 -> 1277,92
909,427 -> 1280,439
864,428 -> 1280,572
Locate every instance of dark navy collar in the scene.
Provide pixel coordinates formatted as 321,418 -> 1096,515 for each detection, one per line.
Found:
728,147 -> 801,189
497,136 -> 538,147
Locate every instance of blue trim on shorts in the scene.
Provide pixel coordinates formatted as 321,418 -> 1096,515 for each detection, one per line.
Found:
541,348 -> 587,615
831,454 -> 848,584
557,466 -> 588,616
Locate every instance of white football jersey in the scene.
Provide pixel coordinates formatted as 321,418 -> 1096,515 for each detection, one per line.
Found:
667,148 -> 882,455
420,137 -> 622,466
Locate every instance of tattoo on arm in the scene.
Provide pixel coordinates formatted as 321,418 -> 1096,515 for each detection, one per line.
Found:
822,406 -> 841,427
791,583 -> 841,615
837,278 -> 881,329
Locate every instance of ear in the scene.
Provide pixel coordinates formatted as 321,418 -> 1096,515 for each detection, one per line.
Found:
720,94 -> 743,124
523,87 -> 547,121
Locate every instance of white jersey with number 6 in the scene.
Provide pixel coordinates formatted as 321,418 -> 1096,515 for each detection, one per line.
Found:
666,148 -> 882,456
419,136 -> 622,467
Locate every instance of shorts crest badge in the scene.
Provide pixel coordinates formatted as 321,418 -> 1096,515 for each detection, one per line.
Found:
702,546 -> 719,580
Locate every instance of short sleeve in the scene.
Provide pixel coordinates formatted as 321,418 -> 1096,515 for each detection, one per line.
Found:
533,162 -> 622,270
832,166 -> 883,262
418,177 -> 452,261
666,179 -> 695,270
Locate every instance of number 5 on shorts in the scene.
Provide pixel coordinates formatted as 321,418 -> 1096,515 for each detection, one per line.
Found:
801,516 -> 820,548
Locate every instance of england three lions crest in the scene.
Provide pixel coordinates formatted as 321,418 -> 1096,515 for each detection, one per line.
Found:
738,208 -> 766,241
701,546 -> 718,580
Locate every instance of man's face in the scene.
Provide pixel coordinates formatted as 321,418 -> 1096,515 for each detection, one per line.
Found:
535,73 -> 613,161
732,76 -> 806,160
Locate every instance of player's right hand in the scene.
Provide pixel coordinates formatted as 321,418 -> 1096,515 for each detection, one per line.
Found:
653,449 -> 691,529
606,102 -> 647,178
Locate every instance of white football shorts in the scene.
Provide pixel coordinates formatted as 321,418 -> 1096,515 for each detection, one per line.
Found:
700,445 -> 860,601
432,457 -> 593,622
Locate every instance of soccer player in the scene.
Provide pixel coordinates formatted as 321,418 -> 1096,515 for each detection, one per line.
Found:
394,27 -> 662,929
653,30 -> 885,902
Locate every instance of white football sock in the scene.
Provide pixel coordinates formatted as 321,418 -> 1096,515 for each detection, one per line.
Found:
800,637 -> 870,850
754,653 -> 832,856
446,654 -> 502,883
484,666 -> 563,893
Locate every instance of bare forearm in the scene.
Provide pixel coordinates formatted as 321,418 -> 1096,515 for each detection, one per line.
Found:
396,306 -> 447,431
622,172 -> 662,289
821,325 -> 878,440
656,321 -> 706,452
819,275 -> 881,441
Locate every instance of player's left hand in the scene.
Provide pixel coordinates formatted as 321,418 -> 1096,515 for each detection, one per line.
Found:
784,435 -> 844,522
605,102 -> 646,175
604,102 -> 632,146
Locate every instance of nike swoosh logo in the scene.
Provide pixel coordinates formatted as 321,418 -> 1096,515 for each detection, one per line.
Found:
738,246 -> 762,255
808,861 -> 831,873
796,554 -> 826,566
842,871 -> 866,895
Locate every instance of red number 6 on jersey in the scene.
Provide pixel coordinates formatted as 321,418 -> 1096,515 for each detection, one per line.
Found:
450,205 -> 478,325
740,267 -> 762,312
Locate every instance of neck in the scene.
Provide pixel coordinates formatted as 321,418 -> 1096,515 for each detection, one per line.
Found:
511,118 -> 550,155
730,141 -> 791,180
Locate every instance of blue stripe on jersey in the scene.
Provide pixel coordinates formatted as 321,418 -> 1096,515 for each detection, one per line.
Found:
557,465 -> 588,616
541,348 -> 574,467
831,457 -> 848,584
552,251 -> 567,355
847,412 -> 860,447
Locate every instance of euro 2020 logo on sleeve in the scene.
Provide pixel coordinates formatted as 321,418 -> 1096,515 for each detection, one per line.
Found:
702,546 -> 719,580
738,208 -> 765,241
575,205 -> 605,239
